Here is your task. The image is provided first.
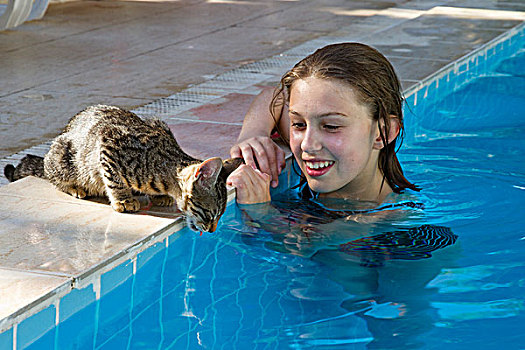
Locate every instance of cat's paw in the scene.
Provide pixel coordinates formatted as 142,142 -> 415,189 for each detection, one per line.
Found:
112,198 -> 140,213
150,195 -> 174,207
64,187 -> 87,199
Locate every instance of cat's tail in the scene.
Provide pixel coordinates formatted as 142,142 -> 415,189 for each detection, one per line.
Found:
4,154 -> 45,182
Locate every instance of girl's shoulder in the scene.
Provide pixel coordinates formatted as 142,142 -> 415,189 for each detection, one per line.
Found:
380,190 -> 425,210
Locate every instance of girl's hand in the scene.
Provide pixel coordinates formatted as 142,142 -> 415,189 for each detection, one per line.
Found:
227,164 -> 272,204
230,136 -> 285,188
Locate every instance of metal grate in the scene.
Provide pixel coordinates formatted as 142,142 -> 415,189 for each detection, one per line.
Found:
237,55 -> 300,76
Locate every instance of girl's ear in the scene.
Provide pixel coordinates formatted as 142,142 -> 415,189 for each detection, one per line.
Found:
373,115 -> 400,150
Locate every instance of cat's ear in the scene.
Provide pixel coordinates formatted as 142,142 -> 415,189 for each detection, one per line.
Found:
195,157 -> 223,188
220,157 -> 244,179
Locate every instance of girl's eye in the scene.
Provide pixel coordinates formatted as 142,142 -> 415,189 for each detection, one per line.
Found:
323,124 -> 341,131
291,122 -> 306,129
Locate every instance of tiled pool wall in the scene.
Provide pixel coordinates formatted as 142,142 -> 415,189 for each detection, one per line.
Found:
403,22 -> 524,143
0,238 -> 170,349
0,217 -> 186,348
2,21 -> 524,350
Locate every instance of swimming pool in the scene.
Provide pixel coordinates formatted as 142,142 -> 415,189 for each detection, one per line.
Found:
2,24 -> 525,350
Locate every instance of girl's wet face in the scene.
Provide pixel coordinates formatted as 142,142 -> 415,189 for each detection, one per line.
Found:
289,77 -> 382,198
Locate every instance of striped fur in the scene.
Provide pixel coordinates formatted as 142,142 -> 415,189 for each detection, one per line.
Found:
3,105 -> 242,232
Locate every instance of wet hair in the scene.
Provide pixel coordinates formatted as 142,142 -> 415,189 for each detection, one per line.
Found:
271,42 -> 420,193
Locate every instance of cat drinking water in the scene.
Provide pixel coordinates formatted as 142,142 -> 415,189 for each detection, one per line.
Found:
4,105 -> 242,233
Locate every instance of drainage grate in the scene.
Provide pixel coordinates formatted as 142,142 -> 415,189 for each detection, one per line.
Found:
237,55 -> 300,76
133,97 -> 207,117
132,85 -> 246,117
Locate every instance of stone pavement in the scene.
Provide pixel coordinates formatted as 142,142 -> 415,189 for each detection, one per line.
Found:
0,0 -> 524,337
1,0 -> 524,161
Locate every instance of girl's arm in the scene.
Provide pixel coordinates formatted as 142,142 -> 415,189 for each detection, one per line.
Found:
230,87 -> 289,188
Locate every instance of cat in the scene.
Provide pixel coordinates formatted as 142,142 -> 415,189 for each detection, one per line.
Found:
3,105 -> 242,233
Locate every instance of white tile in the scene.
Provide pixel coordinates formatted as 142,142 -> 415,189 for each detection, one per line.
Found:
0,268 -> 70,323
0,177 -> 178,275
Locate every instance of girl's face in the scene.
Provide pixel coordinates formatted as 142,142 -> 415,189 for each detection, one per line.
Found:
289,77 -> 384,200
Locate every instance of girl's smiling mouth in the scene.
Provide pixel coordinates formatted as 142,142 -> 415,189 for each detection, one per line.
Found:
304,160 -> 335,177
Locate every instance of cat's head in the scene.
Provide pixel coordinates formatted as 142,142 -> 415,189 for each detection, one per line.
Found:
177,157 -> 243,233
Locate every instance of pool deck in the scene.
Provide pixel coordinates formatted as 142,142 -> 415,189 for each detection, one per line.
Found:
1,0 -> 524,337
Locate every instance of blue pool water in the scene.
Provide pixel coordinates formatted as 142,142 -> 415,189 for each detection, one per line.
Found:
13,30 -> 525,349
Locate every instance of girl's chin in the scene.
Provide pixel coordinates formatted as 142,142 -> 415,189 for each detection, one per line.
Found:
304,178 -> 333,194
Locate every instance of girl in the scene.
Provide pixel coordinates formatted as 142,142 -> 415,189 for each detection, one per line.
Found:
228,42 -> 419,204
227,44 -> 457,344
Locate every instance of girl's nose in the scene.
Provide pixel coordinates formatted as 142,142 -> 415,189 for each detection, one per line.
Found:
301,127 -> 322,154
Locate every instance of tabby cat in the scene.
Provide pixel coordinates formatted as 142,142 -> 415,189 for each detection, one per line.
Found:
3,105 -> 242,233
